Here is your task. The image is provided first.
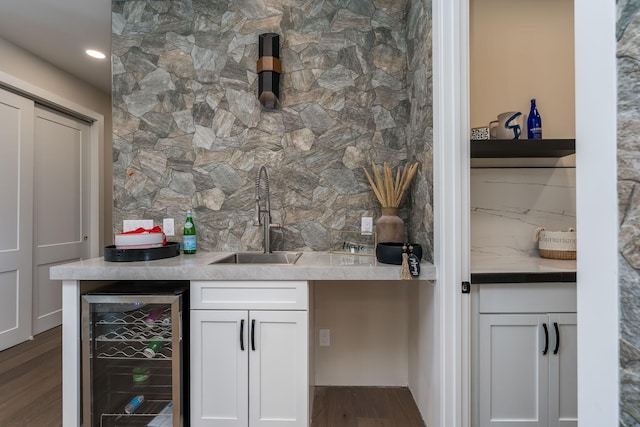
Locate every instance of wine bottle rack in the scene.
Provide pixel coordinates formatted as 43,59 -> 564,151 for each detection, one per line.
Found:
95,323 -> 172,342
99,400 -> 172,427
92,307 -> 174,360
95,306 -> 172,327
95,342 -> 172,360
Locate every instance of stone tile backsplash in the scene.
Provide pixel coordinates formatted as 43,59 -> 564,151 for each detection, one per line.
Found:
618,1 -> 640,424
111,0 -> 432,255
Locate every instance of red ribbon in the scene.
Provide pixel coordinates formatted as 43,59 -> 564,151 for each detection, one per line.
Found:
119,226 -> 167,245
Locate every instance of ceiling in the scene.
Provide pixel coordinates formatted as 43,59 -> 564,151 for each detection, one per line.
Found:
0,0 -> 112,94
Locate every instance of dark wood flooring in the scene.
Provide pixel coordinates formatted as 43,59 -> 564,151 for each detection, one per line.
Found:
311,386 -> 425,427
0,328 -> 425,427
0,326 -> 62,427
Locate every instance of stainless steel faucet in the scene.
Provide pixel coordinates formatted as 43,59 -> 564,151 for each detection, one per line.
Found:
255,165 -> 281,253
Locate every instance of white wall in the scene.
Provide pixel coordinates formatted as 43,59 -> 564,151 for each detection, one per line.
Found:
314,281 -> 410,386
0,37 -> 112,249
470,0 -> 575,138
408,282 -> 438,424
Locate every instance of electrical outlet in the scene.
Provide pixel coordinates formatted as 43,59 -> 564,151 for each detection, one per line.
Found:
361,216 -> 373,235
163,218 -> 175,236
319,329 -> 330,347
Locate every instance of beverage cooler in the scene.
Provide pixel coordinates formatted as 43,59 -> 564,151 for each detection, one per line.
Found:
81,287 -> 188,427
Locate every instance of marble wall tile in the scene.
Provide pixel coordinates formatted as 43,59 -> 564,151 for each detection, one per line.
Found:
111,0 -> 433,253
470,168 -> 576,258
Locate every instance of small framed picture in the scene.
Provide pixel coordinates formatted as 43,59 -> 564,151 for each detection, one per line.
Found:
471,127 -> 490,140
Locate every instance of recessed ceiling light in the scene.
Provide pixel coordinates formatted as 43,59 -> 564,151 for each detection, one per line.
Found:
86,49 -> 106,59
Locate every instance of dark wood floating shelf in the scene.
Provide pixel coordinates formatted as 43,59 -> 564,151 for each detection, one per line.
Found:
470,139 -> 575,158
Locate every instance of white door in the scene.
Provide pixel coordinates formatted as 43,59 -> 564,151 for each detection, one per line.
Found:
249,310 -> 308,427
479,314 -> 549,427
0,88 -> 34,350
191,310 -> 249,427
548,313 -> 577,427
32,106 -> 90,334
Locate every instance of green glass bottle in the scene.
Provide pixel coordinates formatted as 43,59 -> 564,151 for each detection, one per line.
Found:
183,211 -> 196,254
143,338 -> 163,358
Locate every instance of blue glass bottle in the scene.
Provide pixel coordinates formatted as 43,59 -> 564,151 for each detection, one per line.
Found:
527,98 -> 542,139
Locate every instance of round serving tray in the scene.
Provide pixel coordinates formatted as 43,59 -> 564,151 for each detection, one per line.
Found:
104,242 -> 180,262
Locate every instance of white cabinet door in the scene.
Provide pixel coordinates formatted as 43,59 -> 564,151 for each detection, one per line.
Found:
191,309 -> 308,427
191,310 -> 249,427
249,311 -> 308,427
479,314 -> 549,427
548,313 -> 577,427
0,88 -> 34,351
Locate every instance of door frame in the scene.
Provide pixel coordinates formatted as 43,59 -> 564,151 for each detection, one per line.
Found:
432,1 -> 619,426
432,0 -> 471,426
573,0 -> 619,424
0,70 -> 103,258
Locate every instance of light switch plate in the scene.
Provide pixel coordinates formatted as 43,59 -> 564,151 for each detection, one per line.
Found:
361,216 -> 373,235
123,219 -> 154,232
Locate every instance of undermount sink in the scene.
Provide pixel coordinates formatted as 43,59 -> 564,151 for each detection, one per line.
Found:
211,252 -> 302,265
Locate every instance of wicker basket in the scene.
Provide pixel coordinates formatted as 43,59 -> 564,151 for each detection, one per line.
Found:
538,248 -> 576,260
534,228 -> 576,260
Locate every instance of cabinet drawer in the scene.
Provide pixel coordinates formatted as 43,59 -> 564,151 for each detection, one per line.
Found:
479,282 -> 576,313
190,281 -> 308,310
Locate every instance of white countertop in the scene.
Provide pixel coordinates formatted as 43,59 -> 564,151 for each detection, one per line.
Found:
50,251 -> 437,282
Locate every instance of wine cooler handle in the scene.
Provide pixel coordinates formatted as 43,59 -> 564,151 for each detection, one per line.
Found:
542,323 -> 549,355
240,319 -> 245,351
553,322 -> 560,355
251,319 -> 256,351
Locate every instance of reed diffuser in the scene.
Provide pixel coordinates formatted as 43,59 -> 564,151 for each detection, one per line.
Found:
363,161 -> 419,242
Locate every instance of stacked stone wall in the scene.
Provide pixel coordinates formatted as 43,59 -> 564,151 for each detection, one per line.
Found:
618,1 -> 640,424
112,0 -> 432,253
